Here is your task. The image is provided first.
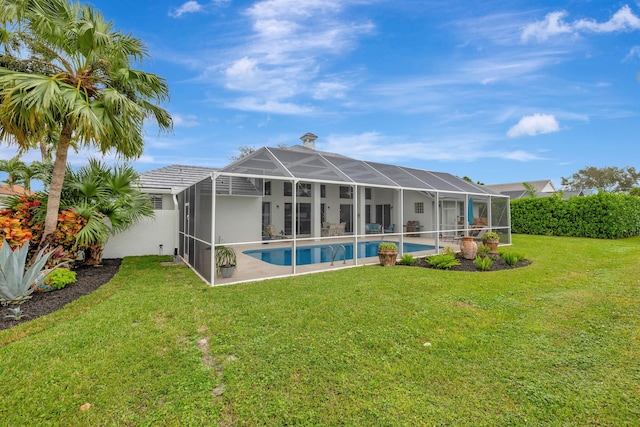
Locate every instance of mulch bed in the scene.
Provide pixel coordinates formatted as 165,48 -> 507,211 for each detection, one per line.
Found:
0,259 -> 122,331
404,254 -> 531,272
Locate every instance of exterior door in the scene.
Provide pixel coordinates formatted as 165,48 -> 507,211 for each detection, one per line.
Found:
340,204 -> 353,233
376,204 -> 391,229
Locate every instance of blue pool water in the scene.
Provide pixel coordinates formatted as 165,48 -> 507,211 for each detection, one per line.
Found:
243,241 -> 436,266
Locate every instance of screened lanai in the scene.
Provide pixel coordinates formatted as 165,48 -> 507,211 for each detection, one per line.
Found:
177,142 -> 510,285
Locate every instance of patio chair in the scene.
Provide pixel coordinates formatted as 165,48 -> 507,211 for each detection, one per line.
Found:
266,224 -> 286,239
384,224 -> 395,233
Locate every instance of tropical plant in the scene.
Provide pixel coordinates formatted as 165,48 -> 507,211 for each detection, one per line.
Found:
0,156 -> 27,191
500,251 -> 525,266
43,268 -> 76,290
400,253 -> 415,265
475,244 -> 490,258
0,214 -> 33,249
0,0 -> 172,251
0,239 -> 55,304
474,256 -> 493,271
426,253 -> 460,270
215,246 -> 236,277
8,160 -> 154,265
5,306 -> 26,320
482,232 -> 500,242
378,242 -> 398,252
522,182 -> 538,198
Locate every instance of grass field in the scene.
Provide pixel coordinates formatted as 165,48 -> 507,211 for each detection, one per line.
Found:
1,234 -> 639,426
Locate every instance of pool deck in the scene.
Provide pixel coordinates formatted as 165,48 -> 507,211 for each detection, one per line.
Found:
208,234 -> 461,286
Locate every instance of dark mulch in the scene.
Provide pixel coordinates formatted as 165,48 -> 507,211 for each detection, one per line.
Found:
1,259 -> 122,331
404,254 -> 531,272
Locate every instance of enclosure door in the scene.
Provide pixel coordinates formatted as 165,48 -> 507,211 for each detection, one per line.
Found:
375,204 -> 391,229
340,204 -> 353,233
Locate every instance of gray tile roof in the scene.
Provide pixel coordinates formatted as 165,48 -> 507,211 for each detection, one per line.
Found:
138,165 -> 216,191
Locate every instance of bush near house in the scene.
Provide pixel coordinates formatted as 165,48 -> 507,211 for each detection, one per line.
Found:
511,192 -> 640,238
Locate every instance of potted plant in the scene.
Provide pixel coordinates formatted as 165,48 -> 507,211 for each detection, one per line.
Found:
378,242 -> 398,267
481,232 -> 500,253
215,245 -> 237,278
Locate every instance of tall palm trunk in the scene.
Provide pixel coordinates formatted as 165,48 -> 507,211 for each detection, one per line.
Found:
39,123 -> 72,250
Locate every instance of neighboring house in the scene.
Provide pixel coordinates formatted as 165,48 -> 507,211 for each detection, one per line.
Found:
485,180 -> 583,200
0,185 -> 30,209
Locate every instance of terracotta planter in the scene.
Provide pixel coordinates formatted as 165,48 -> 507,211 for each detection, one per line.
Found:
378,250 -> 398,267
483,239 -> 499,253
460,236 -> 477,260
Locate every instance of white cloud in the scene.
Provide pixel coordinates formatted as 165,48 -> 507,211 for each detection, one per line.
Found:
522,11 -> 573,42
623,46 -> 640,62
225,97 -> 314,115
169,1 -> 203,18
507,113 -> 560,138
172,114 -> 200,127
522,6 -> 640,42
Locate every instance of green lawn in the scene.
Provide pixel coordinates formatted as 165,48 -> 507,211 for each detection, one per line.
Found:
1,235 -> 639,426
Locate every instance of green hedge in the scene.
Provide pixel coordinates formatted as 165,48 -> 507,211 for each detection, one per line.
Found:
510,193 -> 640,239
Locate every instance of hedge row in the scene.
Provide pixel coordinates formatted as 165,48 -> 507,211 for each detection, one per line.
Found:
510,192 -> 640,239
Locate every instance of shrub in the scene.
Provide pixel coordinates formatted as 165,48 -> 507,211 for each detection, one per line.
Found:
474,256 -> 493,271
511,192 -> 640,239
44,268 -> 77,290
378,242 -> 398,251
476,244 -> 490,258
427,254 -> 460,270
400,253 -> 415,265
501,251 -> 525,266
482,232 -> 500,242
442,246 -> 456,256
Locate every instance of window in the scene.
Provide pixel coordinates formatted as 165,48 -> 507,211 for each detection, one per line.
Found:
149,194 -> 163,210
320,184 -> 326,198
415,202 -> 424,214
264,181 -> 271,196
365,188 -> 372,200
297,183 -> 311,197
339,186 -> 353,199
284,182 -> 292,196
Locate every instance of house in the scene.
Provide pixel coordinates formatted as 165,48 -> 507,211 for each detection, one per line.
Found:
106,133 -> 511,284
485,180 -> 583,200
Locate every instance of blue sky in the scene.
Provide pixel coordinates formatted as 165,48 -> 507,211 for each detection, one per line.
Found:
3,0 -> 640,188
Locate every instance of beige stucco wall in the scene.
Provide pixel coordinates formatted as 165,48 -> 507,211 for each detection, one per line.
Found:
103,210 -> 178,258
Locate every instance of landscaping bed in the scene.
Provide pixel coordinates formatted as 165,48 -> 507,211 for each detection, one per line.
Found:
406,253 -> 531,271
0,259 -> 121,331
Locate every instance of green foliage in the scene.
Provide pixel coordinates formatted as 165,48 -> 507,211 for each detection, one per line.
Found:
400,253 -> 415,265
0,240 -> 54,304
427,253 -> 460,270
511,192 -> 640,239
378,242 -> 398,251
476,244 -> 490,258
4,306 -> 26,320
474,255 -> 493,271
44,268 -> 76,290
500,251 -> 525,266
482,232 -> 500,242
442,246 -> 456,256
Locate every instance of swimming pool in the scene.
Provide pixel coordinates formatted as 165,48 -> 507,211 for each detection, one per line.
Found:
243,241 -> 436,266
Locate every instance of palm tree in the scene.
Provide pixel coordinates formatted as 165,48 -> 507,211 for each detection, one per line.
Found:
522,182 -> 538,198
9,159 -> 154,265
61,159 -> 154,265
0,155 -> 27,191
0,0 -> 172,250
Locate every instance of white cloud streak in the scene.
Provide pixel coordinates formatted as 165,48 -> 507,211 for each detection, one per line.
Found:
507,113 -> 560,138
169,1 -> 203,18
522,5 -> 640,42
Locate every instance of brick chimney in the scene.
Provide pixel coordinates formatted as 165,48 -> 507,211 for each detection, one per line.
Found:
300,132 -> 318,150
